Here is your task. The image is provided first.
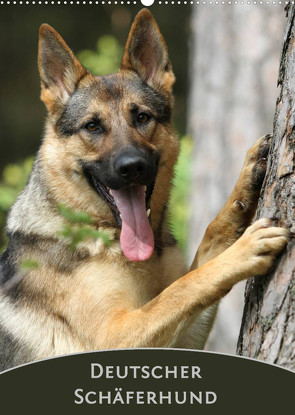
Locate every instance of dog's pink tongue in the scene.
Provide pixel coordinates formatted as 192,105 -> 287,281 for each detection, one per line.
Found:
111,185 -> 154,262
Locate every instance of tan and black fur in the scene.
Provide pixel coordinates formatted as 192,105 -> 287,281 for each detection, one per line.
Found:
0,10 -> 290,371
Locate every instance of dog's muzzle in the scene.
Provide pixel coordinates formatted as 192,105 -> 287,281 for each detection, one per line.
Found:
81,146 -> 159,262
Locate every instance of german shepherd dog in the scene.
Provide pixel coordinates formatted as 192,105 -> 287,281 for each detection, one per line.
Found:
0,9 -> 289,370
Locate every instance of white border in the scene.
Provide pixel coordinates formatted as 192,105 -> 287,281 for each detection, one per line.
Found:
0,1 -> 292,5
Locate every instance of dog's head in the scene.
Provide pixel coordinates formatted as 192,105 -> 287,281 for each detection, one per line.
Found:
38,9 -> 180,262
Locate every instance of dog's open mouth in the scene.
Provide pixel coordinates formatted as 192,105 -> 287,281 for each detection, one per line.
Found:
90,174 -> 155,262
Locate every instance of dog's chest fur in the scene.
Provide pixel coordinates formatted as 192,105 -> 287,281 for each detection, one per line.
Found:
0,242 -> 188,365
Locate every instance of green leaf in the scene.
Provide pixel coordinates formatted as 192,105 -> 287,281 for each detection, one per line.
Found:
0,185 -> 19,210
57,204 -> 93,225
2,157 -> 33,189
57,204 -> 112,250
77,34 -> 122,76
59,225 -> 111,250
97,35 -> 121,59
169,136 -> 193,253
20,259 -> 40,271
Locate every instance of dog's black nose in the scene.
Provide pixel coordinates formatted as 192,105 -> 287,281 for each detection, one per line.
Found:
87,146 -> 159,190
115,152 -> 149,183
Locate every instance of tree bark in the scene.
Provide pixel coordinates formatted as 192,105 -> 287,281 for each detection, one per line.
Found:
237,5 -> 295,371
188,5 -> 284,353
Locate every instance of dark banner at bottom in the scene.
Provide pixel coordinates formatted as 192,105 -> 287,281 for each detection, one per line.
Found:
0,349 -> 294,414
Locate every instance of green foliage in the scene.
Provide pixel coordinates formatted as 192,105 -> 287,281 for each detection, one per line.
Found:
0,157 -> 34,252
57,204 -> 112,250
59,224 -> 111,251
169,136 -> 193,253
20,259 -> 40,271
77,35 -> 123,76
0,157 -> 33,211
57,204 -> 93,225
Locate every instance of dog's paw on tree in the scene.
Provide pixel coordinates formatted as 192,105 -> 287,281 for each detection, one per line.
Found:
231,133 -> 271,215
192,134 -> 274,268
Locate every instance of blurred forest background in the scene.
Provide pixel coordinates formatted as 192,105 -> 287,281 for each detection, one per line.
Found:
0,4 -> 287,352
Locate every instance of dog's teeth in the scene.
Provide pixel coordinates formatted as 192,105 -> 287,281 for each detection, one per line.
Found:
144,186 -> 147,193
119,214 -> 122,219
109,189 -> 113,196
146,209 -> 151,218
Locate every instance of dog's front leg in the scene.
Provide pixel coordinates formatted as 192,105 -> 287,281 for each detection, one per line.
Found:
175,134 -> 272,349
192,134 -> 271,269
98,218 -> 288,349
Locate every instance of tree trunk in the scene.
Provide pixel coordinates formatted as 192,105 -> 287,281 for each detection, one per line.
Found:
237,5 -> 295,371
187,5 -> 284,353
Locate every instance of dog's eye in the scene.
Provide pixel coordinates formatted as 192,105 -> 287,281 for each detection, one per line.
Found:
137,113 -> 151,124
85,121 -> 101,133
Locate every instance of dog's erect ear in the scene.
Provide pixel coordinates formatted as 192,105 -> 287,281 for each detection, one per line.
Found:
121,9 -> 175,93
38,24 -> 88,113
